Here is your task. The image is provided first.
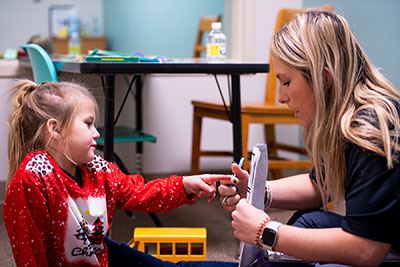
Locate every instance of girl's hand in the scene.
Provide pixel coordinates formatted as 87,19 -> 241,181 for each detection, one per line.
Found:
183,174 -> 231,202
231,198 -> 270,244
217,162 -> 249,211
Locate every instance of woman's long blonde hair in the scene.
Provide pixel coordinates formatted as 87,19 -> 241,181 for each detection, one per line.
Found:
270,11 -> 400,204
6,80 -> 98,188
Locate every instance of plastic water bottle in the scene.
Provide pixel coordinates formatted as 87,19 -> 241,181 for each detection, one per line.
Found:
68,31 -> 81,55
206,22 -> 226,63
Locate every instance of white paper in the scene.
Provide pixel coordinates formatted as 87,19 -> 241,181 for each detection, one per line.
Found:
238,144 -> 268,267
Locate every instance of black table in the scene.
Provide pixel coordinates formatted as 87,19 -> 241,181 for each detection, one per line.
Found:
53,58 -> 269,165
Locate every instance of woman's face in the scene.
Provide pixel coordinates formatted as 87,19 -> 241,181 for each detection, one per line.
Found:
273,56 -> 316,128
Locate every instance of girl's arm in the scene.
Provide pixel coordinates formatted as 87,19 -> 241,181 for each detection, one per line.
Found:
182,174 -> 232,202
114,171 -> 195,212
112,160 -> 231,211
232,199 -> 390,266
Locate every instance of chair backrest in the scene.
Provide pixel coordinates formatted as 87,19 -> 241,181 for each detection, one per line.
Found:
193,15 -> 222,58
21,44 -> 58,83
264,5 -> 333,104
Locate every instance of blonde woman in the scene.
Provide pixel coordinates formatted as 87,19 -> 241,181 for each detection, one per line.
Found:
219,10 -> 400,266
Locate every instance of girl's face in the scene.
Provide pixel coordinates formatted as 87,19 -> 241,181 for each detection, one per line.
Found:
273,56 -> 316,128
67,101 -> 100,165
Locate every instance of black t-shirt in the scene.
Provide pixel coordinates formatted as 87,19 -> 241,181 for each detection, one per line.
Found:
310,142 -> 400,251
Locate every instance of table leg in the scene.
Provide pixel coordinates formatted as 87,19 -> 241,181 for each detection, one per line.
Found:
135,75 -> 143,174
104,75 -> 115,162
134,75 -> 163,227
231,74 -> 243,162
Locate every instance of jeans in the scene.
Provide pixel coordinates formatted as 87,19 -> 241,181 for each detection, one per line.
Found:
287,209 -> 343,229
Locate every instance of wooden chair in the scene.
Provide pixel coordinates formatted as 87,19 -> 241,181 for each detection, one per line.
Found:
190,5 -> 333,178
193,15 -> 222,58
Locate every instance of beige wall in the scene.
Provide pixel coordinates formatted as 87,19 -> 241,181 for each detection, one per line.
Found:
0,0 -> 103,52
0,0 -> 304,181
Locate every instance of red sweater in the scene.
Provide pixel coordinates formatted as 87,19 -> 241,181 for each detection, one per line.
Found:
3,151 -> 195,266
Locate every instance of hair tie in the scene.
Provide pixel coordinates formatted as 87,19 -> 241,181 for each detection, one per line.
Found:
32,83 -> 39,91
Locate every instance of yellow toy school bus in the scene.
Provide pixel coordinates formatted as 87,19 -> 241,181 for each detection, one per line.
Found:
128,227 -> 207,263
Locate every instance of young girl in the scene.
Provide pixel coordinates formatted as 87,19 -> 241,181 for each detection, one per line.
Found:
3,80 -> 233,266
219,10 -> 400,266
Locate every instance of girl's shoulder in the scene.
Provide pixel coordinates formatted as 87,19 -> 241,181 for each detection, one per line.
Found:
84,154 -> 113,174
23,151 -> 57,177
11,151 -> 59,187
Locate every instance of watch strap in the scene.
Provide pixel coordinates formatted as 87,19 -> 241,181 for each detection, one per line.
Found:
254,217 -> 273,249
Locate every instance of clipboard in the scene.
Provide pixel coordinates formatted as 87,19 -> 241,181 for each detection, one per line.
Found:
238,144 -> 313,266
238,143 -> 268,267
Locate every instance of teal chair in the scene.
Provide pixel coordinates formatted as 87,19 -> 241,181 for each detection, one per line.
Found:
21,44 -> 157,175
21,44 -> 58,83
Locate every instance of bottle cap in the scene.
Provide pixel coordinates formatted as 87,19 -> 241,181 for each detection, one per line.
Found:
212,22 -> 222,30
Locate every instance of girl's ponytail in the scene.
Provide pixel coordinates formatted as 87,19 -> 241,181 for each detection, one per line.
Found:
6,80 -> 38,188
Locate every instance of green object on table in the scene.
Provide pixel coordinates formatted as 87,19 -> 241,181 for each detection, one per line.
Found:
85,49 -> 139,62
84,49 -> 164,63
85,55 -> 140,62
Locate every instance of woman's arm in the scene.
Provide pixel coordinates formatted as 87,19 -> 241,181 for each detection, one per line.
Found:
276,224 -> 391,266
269,173 -> 323,210
232,199 -> 391,266
219,170 -> 322,211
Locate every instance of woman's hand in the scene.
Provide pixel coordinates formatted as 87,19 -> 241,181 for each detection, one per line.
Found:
217,162 -> 249,211
231,198 -> 270,244
182,174 -> 231,202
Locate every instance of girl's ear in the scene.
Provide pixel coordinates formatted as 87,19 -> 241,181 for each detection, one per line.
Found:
46,118 -> 60,139
324,66 -> 333,89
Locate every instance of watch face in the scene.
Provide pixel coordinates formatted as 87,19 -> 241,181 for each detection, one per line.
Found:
261,227 -> 277,246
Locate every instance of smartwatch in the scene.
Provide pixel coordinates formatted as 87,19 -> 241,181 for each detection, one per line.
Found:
260,221 -> 282,250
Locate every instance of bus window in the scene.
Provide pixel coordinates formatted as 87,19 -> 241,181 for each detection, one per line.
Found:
160,242 -> 173,255
145,242 -> 157,255
175,243 -> 188,255
191,243 -> 203,255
